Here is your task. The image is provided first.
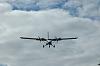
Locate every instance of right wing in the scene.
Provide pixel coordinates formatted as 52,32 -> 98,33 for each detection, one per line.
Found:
20,37 -> 37,40
60,37 -> 78,40
20,37 -> 47,41
48,37 -> 78,41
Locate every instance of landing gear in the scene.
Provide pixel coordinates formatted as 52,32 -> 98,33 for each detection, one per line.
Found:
43,45 -> 45,48
49,45 -> 50,48
43,44 -> 55,48
53,45 -> 55,48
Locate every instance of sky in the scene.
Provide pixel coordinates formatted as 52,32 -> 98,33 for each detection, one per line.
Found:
0,0 -> 100,66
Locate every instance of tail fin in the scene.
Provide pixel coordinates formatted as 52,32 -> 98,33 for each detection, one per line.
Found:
47,32 -> 49,39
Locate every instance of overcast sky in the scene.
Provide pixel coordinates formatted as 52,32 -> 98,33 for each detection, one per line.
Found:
0,0 -> 100,66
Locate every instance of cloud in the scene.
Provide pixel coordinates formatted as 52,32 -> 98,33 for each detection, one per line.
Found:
0,8 -> 100,66
0,0 -> 100,66
0,0 -> 67,11
0,0 -> 99,20
0,64 -> 7,66
0,3 -> 12,13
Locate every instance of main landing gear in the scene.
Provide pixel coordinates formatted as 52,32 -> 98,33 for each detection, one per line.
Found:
43,45 -> 55,48
43,45 -> 45,48
53,45 -> 55,48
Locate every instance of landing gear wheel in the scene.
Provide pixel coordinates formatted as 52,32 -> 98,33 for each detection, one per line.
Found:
49,45 -> 50,48
43,45 -> 45,48
53,45 -> 55,48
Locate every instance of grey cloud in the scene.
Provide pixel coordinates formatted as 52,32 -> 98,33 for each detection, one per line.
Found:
0,9 -> 100,66
0,3 -> 12,13
0,0 -> 100,21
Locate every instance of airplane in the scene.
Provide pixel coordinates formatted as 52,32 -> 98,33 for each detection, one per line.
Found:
20,32 -> 78,48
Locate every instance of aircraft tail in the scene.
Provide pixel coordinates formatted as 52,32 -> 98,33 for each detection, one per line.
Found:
47,32 -> 49,39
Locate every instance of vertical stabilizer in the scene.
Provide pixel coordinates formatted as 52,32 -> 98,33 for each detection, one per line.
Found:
48,32 -> 49,39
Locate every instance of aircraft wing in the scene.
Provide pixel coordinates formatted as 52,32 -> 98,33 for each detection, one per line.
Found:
20,37 -> 38,40
48,37 -> 78,41
20,37 -> 47,41
60,37 -> 78,40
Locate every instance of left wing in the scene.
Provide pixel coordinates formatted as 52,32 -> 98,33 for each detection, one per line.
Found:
59,37 -> 78,40
20,37 -> 37,39
20,37 -> 47,41
48,37 -> 78,41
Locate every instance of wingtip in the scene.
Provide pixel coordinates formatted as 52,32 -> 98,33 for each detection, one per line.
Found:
20,37 -> 23,39
76,37 -> 78,39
